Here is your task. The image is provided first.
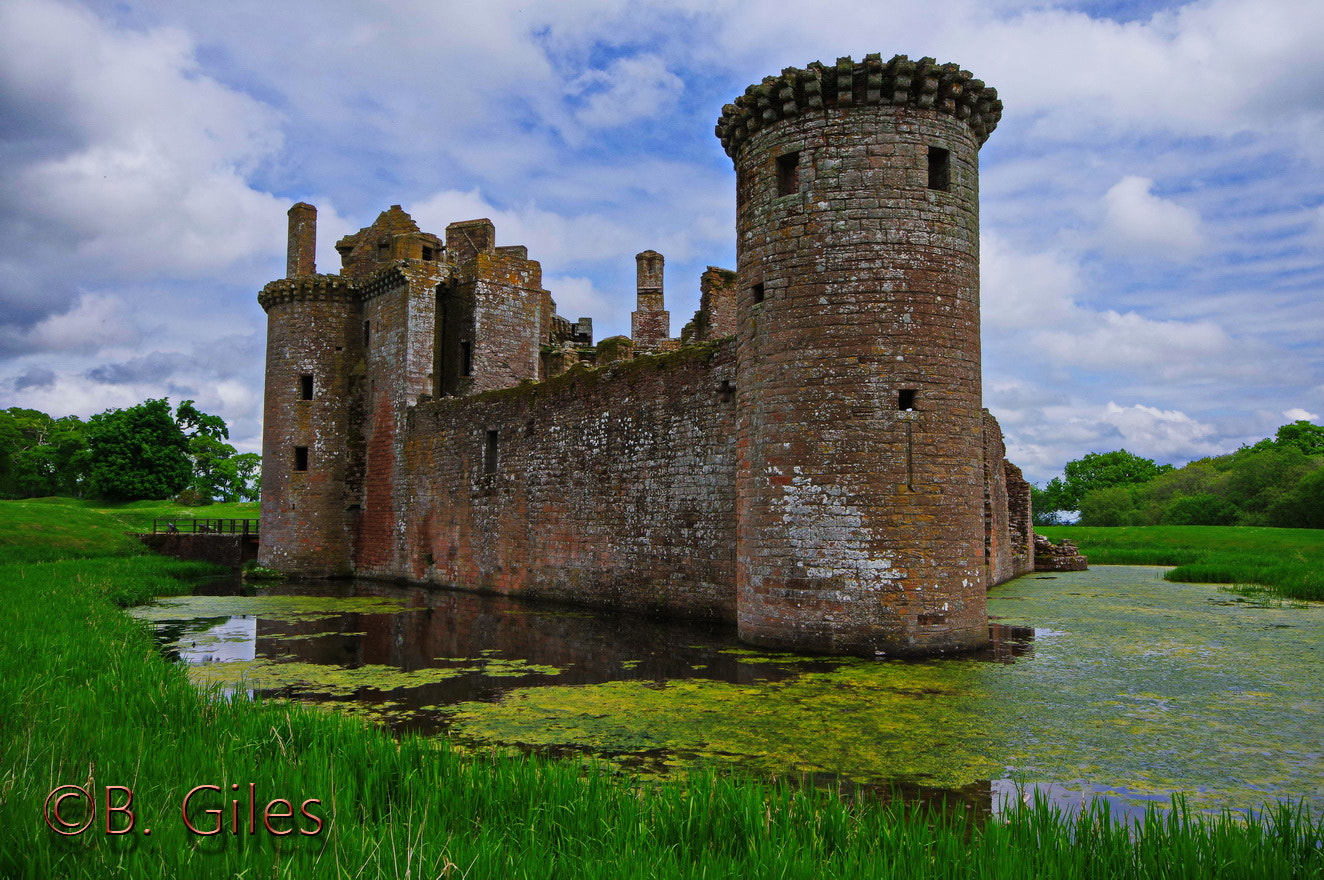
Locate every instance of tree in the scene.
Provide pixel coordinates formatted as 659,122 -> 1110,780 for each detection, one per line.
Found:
1057,450 -> 1172,511
1248,420 -> 1324,457
1267,467 -> 1324,528
0,409 -> 87,498
1160,493 -> 1238,526
230,453 -> 262,502
1078,485 -> 1144,526
174,399 -> 261,502
85,399 -> 191,501
1031,482 -> 1069,525
1218,445 -> 1315,523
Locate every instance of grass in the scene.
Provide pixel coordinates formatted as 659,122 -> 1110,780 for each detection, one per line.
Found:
1039,525 -> 1324,602
0,497 -> 259,563
0,499 -> 1320,877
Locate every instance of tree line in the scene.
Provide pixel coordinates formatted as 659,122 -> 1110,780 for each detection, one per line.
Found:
1033,420 -> 1324,528
0,399 -> 259,504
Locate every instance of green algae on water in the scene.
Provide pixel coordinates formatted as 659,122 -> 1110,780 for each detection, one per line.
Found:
128,593 -> 413,623
444,567 -> 1324,814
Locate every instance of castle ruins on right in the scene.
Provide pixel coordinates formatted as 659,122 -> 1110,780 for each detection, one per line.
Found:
259,53 -> 1085,658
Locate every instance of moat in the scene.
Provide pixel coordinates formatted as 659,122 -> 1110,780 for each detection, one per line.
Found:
129,565 -> 1324,819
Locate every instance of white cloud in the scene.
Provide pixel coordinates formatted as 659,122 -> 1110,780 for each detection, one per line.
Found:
981,233 -> 1078,329
1283,408 -> 1320,422
0,0 -> 287,279
1035,309 -> 1229,378
569,54 -> 684,129
25,293 -> 137,352
1101,176 -> 1204,258
1098,400 -> 1219,460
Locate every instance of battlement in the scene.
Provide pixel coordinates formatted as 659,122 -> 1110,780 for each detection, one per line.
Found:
257,274 -> 355,311
715,53 -> 1002,159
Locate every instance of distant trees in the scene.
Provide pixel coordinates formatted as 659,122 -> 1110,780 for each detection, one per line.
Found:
0,400 -> 260,504
1036,420 -> 1324,528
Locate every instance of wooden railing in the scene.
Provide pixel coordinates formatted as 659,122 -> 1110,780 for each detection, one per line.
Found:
152,518 -> 259,537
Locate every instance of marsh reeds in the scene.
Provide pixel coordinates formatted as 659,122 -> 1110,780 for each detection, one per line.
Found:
1038,525 -> 1324,601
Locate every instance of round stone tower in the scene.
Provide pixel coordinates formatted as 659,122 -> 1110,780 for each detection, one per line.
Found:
716,54 -> 1002,655
257,203 -> 360,576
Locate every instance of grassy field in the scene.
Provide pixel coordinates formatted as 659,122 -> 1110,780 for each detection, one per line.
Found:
1038,525 -> 1324,602
0,499 -> 1320,877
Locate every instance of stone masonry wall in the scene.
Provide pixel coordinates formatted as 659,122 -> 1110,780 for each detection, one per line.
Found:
731,98 -> 988,655
258,278 -> 360,576
355,342 -> 738,620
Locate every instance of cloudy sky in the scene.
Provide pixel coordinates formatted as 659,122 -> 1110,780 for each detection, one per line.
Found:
1,0 -> 1321,483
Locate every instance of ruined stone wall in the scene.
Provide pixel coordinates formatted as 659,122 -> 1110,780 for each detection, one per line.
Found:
454,252 -> 548,394
698,267 -> 738,340
1004,460 -> 1034,578
355,342 -> 738,620
982,409 -> 1014,588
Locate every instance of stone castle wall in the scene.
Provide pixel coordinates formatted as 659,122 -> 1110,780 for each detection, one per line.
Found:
356,343 -> 739,620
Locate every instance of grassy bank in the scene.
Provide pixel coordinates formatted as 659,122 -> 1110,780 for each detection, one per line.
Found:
0,500 -> 1320,877
1038,525 -> 1324,601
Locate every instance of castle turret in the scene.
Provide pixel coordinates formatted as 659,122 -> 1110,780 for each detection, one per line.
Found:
631,250 -> 669,351
717,54 -> 1002,655
258,202 -> 360,575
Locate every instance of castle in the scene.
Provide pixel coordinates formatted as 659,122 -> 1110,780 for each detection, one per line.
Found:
258,53 -> 1039,657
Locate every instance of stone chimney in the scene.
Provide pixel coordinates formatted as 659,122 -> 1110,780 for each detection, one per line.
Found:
631,250 -> 669,350
287,202 -> 317,278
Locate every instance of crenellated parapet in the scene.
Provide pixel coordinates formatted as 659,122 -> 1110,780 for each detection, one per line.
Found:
715,53 -> 1001,159
357,261 -> 449,303
257,275 -> 356,311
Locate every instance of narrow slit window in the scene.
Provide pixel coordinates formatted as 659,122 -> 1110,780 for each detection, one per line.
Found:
751,283 -> 765,305
776,152 -> 800,196
484,430 -> 499,475
460,340 -> 473,377
294,446 -> 309,472
927,146 -> 950,192
898,389 -> 917,411
300,374 -> 314,400
363,320 -> 371,348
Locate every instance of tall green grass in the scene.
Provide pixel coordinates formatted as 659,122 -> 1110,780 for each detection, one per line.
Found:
1039,525 -> 1324,601
1,501 -> 1320,877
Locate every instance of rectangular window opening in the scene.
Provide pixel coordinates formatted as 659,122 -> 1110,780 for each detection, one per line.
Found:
294,446 -> 309,472
460,340 -> 473,377
483,430 -> 499,475
421,246 -> 435,261
300,374 -> 314,400
927,146 -> 950,192
751,283 -> 765,305
776,151 -> 800,196
898,389 -> 917,411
